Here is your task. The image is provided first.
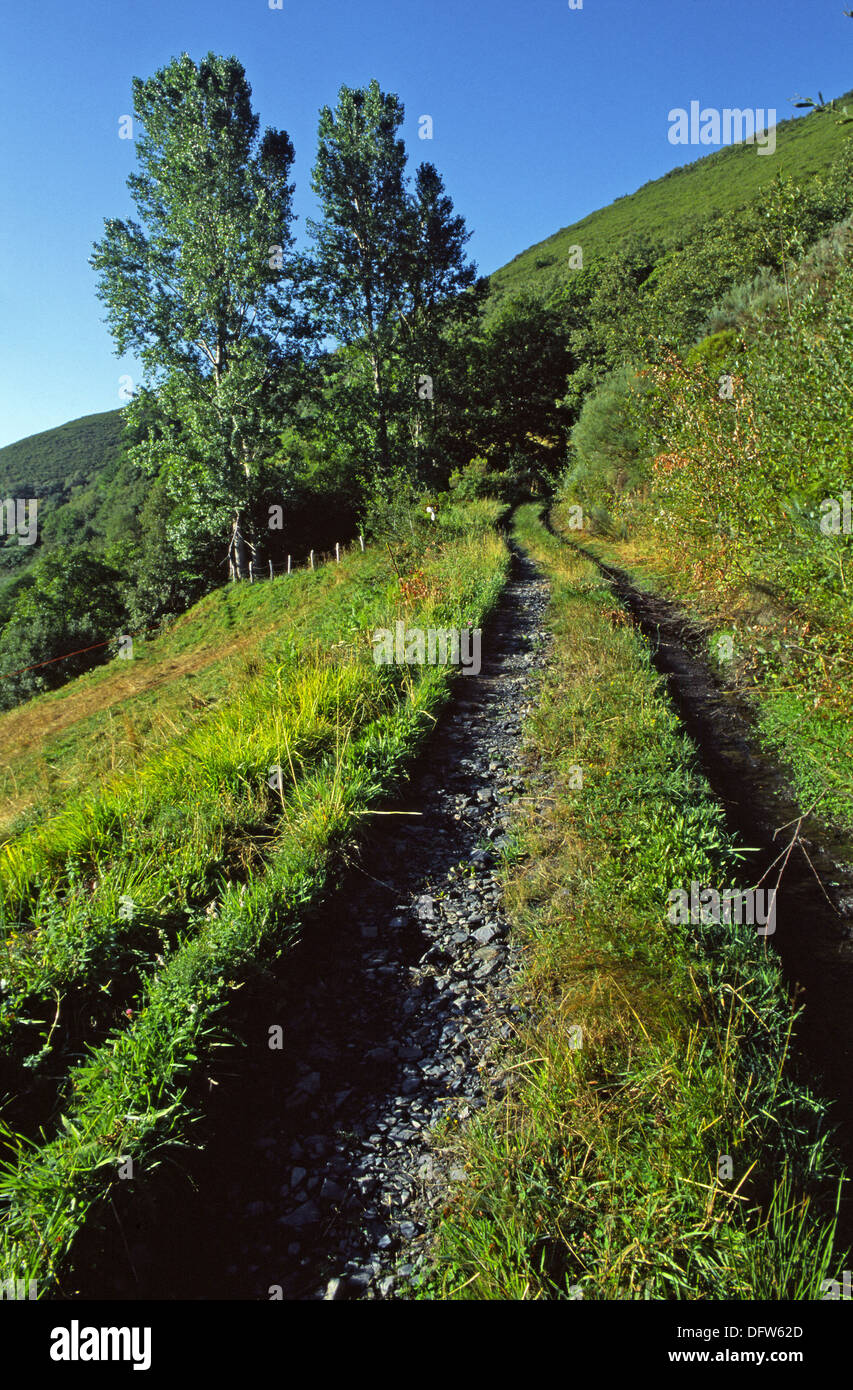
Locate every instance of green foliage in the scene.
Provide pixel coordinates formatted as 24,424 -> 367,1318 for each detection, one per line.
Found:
564,366 -> 651,511
637,218 -> 853,613
91,52 -> 309,577
448,457 -> 493,501
442,294 -> 573,496
307,81 -> 482,486
0,549 -> 126,709
684,328 -> 740,379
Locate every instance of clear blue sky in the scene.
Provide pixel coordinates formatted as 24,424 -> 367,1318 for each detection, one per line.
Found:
1,0 -> 850,449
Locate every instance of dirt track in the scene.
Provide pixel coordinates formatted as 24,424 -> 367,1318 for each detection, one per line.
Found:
558,526 -> 853,1194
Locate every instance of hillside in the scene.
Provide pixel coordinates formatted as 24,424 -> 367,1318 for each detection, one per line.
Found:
0,407 -> 124,510
0,408 -> 129,591
489,95 -> 853,307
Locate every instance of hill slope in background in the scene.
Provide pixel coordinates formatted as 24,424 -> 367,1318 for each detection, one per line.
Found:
488,96 -> 853,308
0,408 -> 129,588
0,407 -> 125,504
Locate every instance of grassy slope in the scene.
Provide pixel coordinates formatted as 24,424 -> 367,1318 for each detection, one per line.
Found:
0,553 -> 379,838
571,522 -> 853,838
489,100 -> 853,308
0,505 -> 510,1294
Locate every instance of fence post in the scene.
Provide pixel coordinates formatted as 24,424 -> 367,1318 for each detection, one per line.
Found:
310,550 -> 315,571
335,543 -> 340,564
269,559 -> 274,580
287,555 -> 291,575
359,533 -> 365,552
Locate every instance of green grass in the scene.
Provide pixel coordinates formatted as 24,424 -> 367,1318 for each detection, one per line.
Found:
0,502 -> 509,1295
0,546 -> 385,837
573,522 -> 853,837
417,505 -> 845,1301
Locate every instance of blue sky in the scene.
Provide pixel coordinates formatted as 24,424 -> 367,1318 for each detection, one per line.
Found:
0,0 -> 851,449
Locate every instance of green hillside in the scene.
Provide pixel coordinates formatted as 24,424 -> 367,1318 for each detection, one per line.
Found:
489,95 -> 853,307
0,408 -> 129,587
0,407 -> 124,507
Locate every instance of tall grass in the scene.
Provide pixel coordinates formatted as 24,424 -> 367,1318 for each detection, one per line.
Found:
0,508 -> 509,1294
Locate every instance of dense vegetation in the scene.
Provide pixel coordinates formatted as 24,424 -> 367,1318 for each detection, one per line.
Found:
560,176 -> 853,832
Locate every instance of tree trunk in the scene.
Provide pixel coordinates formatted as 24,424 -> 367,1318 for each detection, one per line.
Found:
370,350 -> 391,473
230,513 -> 251,581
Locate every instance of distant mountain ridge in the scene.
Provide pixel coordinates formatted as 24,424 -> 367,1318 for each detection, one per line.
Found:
0,408 -> 124,504
0,408 -> 134,597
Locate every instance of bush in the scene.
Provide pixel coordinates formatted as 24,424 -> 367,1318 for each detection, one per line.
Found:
0,548 -> 126,709
448,457 -> 493,501
563,366 -> 651,510
685,328 -> 740,381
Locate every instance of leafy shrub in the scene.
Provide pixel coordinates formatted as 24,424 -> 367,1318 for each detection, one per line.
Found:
563,366 -> 651,510
685,328 -> 740,380
0,548 -> 126,709
448,456 -> 493,501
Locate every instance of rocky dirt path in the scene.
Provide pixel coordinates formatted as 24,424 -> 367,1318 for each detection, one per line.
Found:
73,523 -> 853,1300
84,543 -> 550,1301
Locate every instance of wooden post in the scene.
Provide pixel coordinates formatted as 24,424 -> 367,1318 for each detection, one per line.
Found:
310,549 -> 315,571
359,533 -> 365,552
249,562 -> 254,584
287,555 -> 291,575
335,543 -> 340,564
269,559 -> 274,580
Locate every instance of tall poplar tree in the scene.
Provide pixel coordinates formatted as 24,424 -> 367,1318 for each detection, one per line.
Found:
402,163 -> 486,475
308,79 -> 411,477
91,52 -> 307,580
308,84 -> 483,486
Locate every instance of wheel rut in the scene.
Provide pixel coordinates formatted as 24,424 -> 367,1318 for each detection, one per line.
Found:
555,525 -> 853,1188
75,543 -> 551,1301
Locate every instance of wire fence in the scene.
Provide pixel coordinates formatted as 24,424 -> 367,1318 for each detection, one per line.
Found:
0,534 -> 366,685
